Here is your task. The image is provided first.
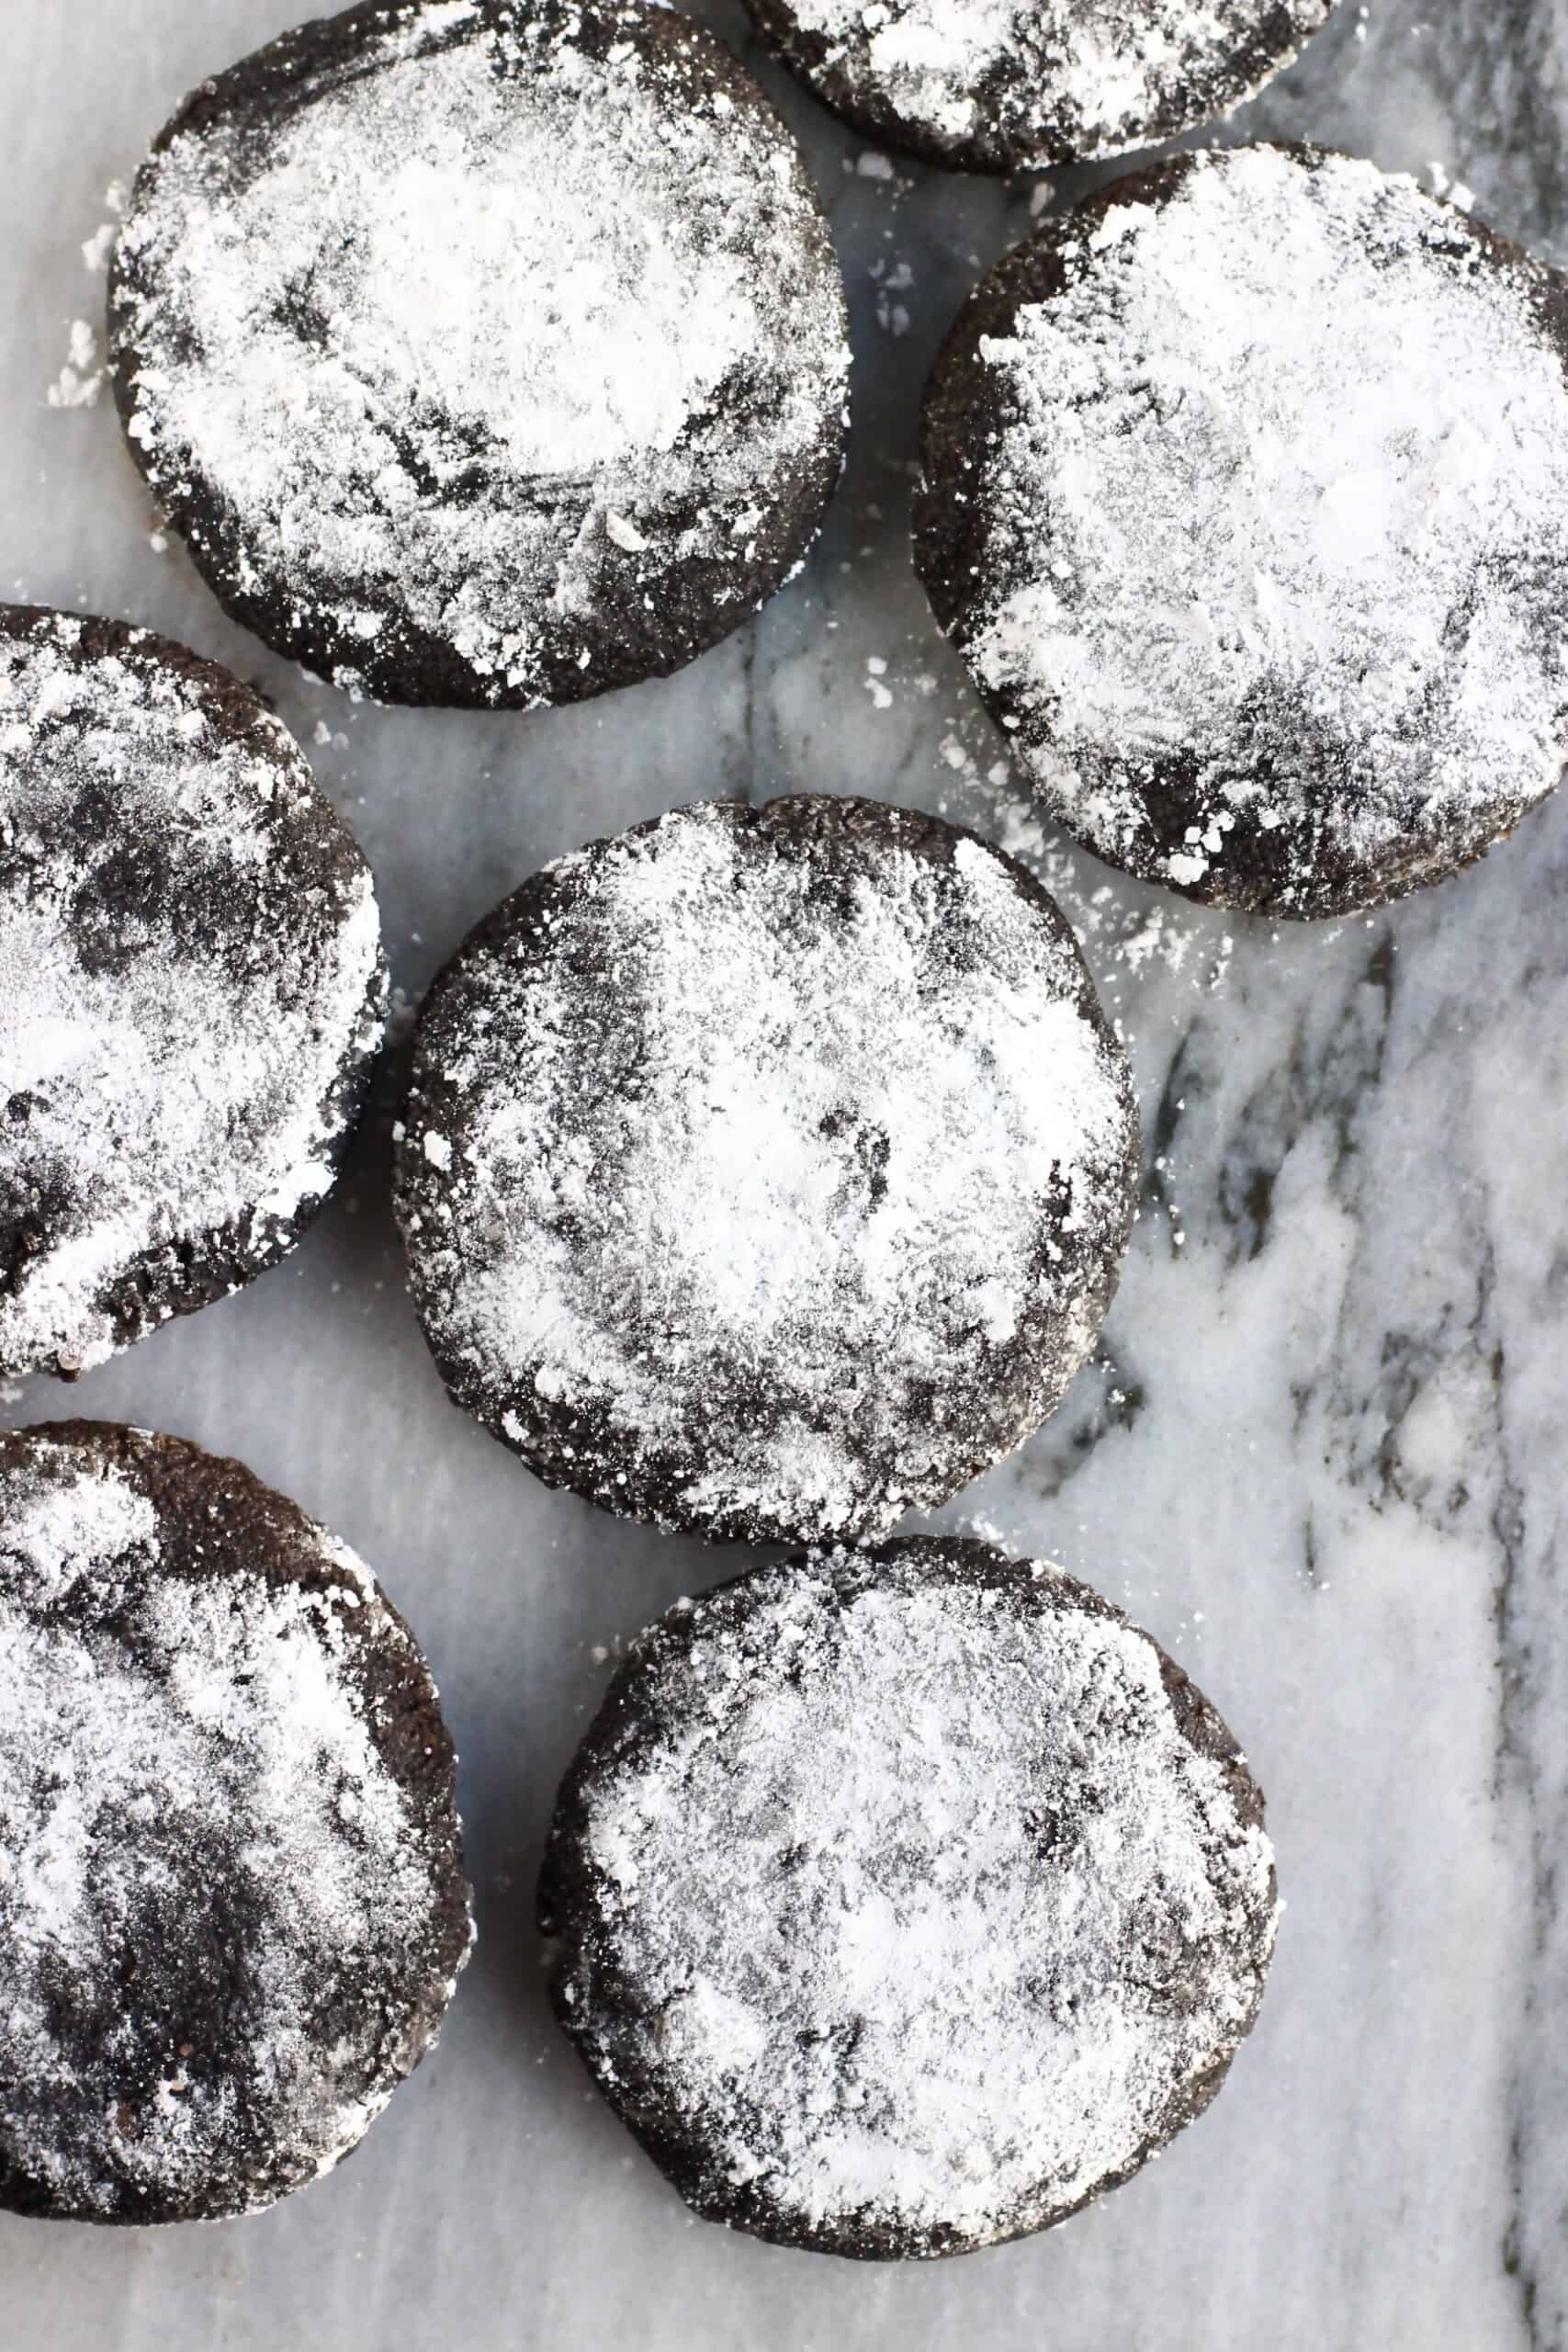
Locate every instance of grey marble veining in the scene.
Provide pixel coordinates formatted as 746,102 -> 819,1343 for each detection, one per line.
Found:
4,2 -> 1568,2345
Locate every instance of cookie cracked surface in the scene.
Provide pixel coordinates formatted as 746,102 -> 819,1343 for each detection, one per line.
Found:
0,1421 -> 472,2224
916,145 -> 1568,918
395,796 -> 1138,1546
109,0 -> 850,708
0,605 -> 384,1378
540,1537 -> 1279,2260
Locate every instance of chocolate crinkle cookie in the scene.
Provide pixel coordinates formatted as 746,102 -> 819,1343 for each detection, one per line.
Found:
0,1422 -> 472,2225
0,607 -> 385,1380
742,0 -> 1334,175
107,0 -> 850,709
916,144 -> 1568,919
539,1536 -> 1279,2261
394,796 -> 1139,1547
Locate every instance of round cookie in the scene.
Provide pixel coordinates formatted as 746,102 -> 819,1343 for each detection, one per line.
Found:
0,607 -> 385,1380
394,796 -> 1139,1547
0,1421 -> 472,2224
107,0 -> 851,710
539,1536 -> 1279,2260
914,144 -> 1568,920
741,0 -> 1333,175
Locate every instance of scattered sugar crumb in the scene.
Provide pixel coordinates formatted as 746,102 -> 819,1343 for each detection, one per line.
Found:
81,222 -> 118,274
1427,160 -> 1476,211
46,321 -> 105,411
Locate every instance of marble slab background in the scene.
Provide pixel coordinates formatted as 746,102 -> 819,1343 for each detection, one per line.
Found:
5,2 -> 1568,2346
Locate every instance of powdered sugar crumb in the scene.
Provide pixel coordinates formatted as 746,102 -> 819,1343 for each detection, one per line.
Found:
46,321 -> 105,412
80,223 -> 118,275
935,729 -> 1235,997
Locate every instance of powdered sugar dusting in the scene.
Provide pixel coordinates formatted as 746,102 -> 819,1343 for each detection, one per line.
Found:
943,147 -> 1568,915
0,612 -> 385,1375
755,0 -> 1331,167
110,0 -> 849,706
0,1431 -> 469,2220
547,1543 -> 1277,2256
46,320 -> 106,412
398,800 -> 1138,1544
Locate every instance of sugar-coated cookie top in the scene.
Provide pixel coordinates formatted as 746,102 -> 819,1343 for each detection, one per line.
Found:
0,609 -> 382,1376
110,0 -> 850,707
747,0 -> 1333,170
543,1540 -> 1278,2257
919,146 -> 1568,916
0,1425 -> 471,2222
397,798 -> 1138,1545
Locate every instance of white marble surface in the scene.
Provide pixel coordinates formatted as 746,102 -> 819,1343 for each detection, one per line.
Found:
5,2 -> 1568,2345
